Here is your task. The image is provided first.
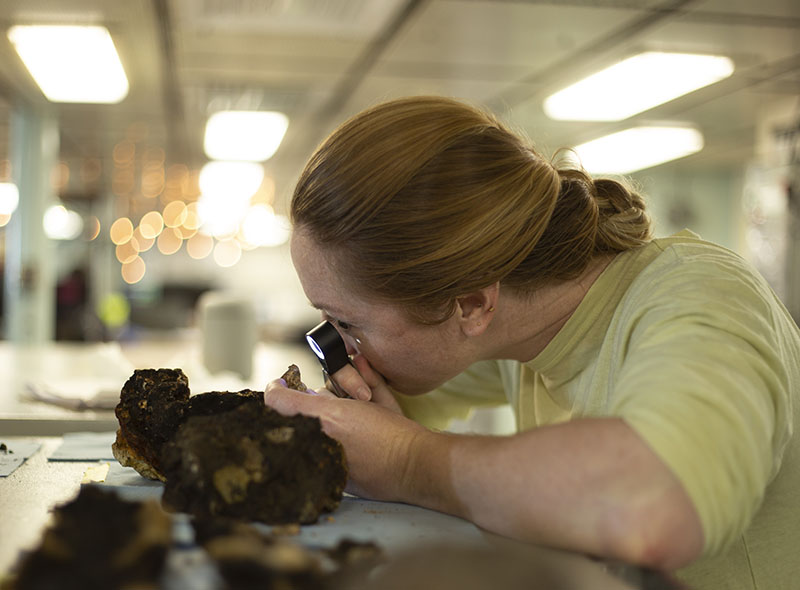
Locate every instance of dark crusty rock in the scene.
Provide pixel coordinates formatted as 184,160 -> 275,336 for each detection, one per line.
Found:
110,365 -> 347,525
9,486 -> 170,590
192,518 -> 324,590
111,368 -> 265,482
112,368 -> 190,481
160,401 -> 347,524
191,518 -> 384,590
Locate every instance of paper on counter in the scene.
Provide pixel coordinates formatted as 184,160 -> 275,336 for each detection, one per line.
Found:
21,341 -> 136,410
0,440 -> 41,477
48,431 -> 117,461
24,378 -> 121,410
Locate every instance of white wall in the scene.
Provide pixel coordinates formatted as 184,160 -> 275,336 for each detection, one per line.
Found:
631,164 -> 747,254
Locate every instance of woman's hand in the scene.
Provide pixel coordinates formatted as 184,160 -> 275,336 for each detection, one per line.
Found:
326,354 -> 403,414
264,375 -> 426,501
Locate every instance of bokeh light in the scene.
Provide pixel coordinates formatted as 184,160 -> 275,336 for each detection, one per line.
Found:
133,226 -> 155,252
139,210 -> 164,239
187,233 -> 214,259
115,238 -> 139,264
121,256 -> 146,284
43,205 -> 83,240
85,215 -> 101,241
157,227 -> 183,255
163,201 -> 187,227
213,239 -> 242,267
110,217 -> 134,245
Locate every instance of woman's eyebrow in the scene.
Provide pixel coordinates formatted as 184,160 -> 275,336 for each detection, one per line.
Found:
308,300 -> 343,315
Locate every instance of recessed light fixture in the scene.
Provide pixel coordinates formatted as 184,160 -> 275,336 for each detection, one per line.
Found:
572,126 -> 705,174
7,25 -> 129,104
204,111 -> 289,162
544,52 -> 734,121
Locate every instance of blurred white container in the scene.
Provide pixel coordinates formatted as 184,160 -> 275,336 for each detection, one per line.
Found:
198,291 -> 257,380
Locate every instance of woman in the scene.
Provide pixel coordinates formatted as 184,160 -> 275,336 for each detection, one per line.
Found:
264,96 -> 799,589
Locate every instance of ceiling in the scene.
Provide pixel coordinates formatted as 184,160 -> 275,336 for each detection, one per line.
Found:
0,0 -> 798,215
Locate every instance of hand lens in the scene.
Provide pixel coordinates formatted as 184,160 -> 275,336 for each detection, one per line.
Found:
305,320 -> 351,398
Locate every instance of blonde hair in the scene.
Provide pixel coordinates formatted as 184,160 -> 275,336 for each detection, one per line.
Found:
291,96 -> 651,323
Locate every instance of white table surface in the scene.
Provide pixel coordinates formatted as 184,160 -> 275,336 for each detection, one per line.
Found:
0,436 -> 644,589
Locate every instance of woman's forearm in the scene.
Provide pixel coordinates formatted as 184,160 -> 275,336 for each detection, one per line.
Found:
401,417 -> 704,570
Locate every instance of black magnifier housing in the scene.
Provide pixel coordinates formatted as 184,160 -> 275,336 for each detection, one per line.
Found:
305,320 -> 351,398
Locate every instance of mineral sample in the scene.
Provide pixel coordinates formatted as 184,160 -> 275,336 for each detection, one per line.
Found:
112,368 -> 190,481
9,486 -> 171,590
192,518 -> 324,590
160,401 -> 347,524
281,364 -> 307,391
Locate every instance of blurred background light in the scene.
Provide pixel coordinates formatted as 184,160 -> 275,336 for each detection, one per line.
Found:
162,201 -> 188,227
121,256 -> 146,284
115,239 -> 139,264
204,110 -> 289,162
544,52 -> 734,121
156,227 -> 183,255
241,204 -> 290,247
213,239 -> 242,267
139,210 -> 164,239
43,205 -> 83,240
186,233 -> 214,260
572,126 -> 705,174
7,25 -> 129,104
198,161 -> 264,201
109,217 -> 134,245
0,182 -> 19,215
197,191 -> 250,238
133,226 -> 155,252
85,215 -> 101,241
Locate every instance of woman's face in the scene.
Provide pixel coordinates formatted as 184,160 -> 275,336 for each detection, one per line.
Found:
290,229 -> 471,395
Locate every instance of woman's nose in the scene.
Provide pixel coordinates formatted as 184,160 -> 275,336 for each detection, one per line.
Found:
342,334 -> 360,356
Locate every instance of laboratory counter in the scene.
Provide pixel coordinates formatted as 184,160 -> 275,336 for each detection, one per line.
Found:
0,435 -> 685,590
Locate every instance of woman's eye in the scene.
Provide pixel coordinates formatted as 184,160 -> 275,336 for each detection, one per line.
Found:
336,320 -> 351,331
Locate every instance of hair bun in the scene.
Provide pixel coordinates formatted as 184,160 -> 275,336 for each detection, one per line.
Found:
592,178 -> 652,252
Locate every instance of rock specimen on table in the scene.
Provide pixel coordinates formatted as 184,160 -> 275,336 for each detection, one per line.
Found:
9,486 -> 171,590
161,400 -> 347,524
191,517 -> 384,590
112,367 -> 294,482
112,368 -> 190,481
192,517 -> 324,590
111,365 -> 347,525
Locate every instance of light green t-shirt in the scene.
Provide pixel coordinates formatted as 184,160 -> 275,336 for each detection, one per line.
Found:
397,231 -> 800,590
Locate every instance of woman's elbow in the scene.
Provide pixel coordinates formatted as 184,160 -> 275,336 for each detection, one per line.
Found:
602,489 -> 705,571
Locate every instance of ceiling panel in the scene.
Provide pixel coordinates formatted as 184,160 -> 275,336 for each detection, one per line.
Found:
382,0 -> 654,69
0,0 -> 796,209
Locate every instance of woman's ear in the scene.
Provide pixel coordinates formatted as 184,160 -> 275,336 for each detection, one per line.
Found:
455,282 -> 499,337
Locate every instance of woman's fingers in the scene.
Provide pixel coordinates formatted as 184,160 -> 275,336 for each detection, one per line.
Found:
329,363 -> 372,401
351,355 -> 402,414
264,379 -> 332,416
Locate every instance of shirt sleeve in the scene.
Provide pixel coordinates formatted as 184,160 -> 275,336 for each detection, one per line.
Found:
609,252 -> 795,557
395,360 -> 510,431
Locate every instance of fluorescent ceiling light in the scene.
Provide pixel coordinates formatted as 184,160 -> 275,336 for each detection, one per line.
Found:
572,126 -> 704,174
204,111 -> 289,162
544,52 -> 734,121
7,25 -> 129,104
